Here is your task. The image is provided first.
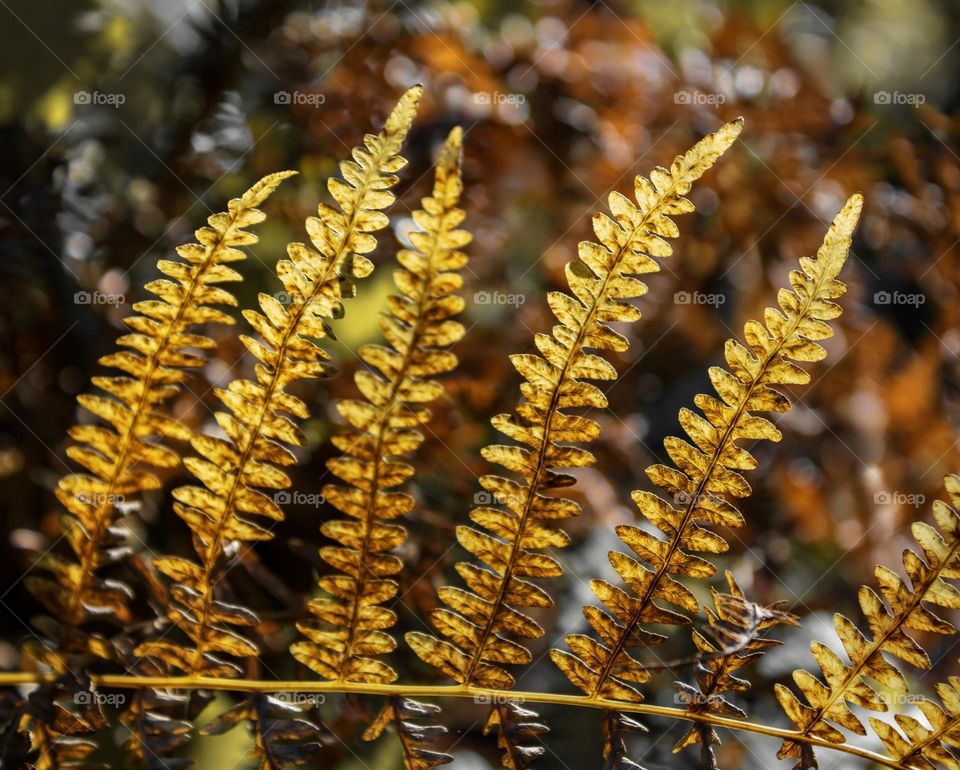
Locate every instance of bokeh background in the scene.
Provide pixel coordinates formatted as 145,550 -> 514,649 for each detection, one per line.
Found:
1,0 -> 960,767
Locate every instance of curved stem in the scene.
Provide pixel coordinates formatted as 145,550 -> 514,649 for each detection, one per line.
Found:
0,672 -> 916,769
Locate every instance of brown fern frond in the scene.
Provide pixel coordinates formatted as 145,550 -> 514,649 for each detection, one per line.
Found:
290,126 -> 470,685
602,711 -> 647,770
483,701 -> 549,770
550,193 -> 862,704
406,118 -> 743,693
672,573 -> 798,768
777,472 -> 960,768
118,659 -> 192,769
363,697 -> 452,769
20,674 -> 108,770
200,694 -> 322,768
24,172 -> 294,670
135,86 -> 422,679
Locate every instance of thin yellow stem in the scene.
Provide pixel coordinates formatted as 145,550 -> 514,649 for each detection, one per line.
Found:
0,672 -> 916,769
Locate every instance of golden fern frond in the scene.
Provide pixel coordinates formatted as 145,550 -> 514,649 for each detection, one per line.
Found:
363,697 -> 452,769
135,86 -> 422,678
550,193 -> 863,703
672,573 -> 797,766
24,172 -> 294,670
777,472 -> 960,769
871,676 -> 960,770
290,126 -> 470,685
406,119 -> 744,693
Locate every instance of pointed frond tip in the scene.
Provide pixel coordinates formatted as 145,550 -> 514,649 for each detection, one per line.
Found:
549,193 -> 862,705
24,169 -> 295,671
406,118 -> 744,693
136,88 -> 421,680
289,125 -> 471,686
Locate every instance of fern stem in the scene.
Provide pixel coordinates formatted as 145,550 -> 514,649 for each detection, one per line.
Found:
0,671 -> 915,769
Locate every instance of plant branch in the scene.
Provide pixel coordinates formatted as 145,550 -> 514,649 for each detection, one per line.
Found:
0,672 -> 918,769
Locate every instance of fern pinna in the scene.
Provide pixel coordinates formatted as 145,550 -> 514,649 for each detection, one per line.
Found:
24,172 -> 294,671
550,194 -> 861,762
777,471 -> 960,769
291,126 -> 470,685
135,86 -> 422,679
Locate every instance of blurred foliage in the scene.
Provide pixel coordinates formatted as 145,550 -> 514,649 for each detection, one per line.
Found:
1,0 -> 960,767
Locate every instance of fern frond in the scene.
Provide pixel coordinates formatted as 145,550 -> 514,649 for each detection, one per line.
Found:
550,193 -> 862,704
777,472 -> 960,769
406,119 -> 743,693
483,701 -> 549,770
871,676 -> 960,770
363,697 -> 453,769
135,86 -> 422,678
672,573 -> 798,767
290,126 -> 470,685
200,693 -> 322,768
25,172 -> 294,670
602,711 -> 647,770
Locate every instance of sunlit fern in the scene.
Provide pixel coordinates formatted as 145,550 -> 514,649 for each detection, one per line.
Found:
135,86 -> 422,680
15,98 -> 958,770
24,172 -> 293,672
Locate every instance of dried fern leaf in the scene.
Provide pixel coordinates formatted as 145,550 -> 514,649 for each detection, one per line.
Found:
406,119 -> 743,693
24,172 -> 294,670
21,675 -> 108,770
363,697 -> 453,769
291,126 -> 470,685
483,702 -> 549,770
135,86 -> 422,679
550,193 -> 863,704
672,573 -> 798,768
778,472 -> 960,769
200,694 -> 322,768
602,711 -> 648,770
